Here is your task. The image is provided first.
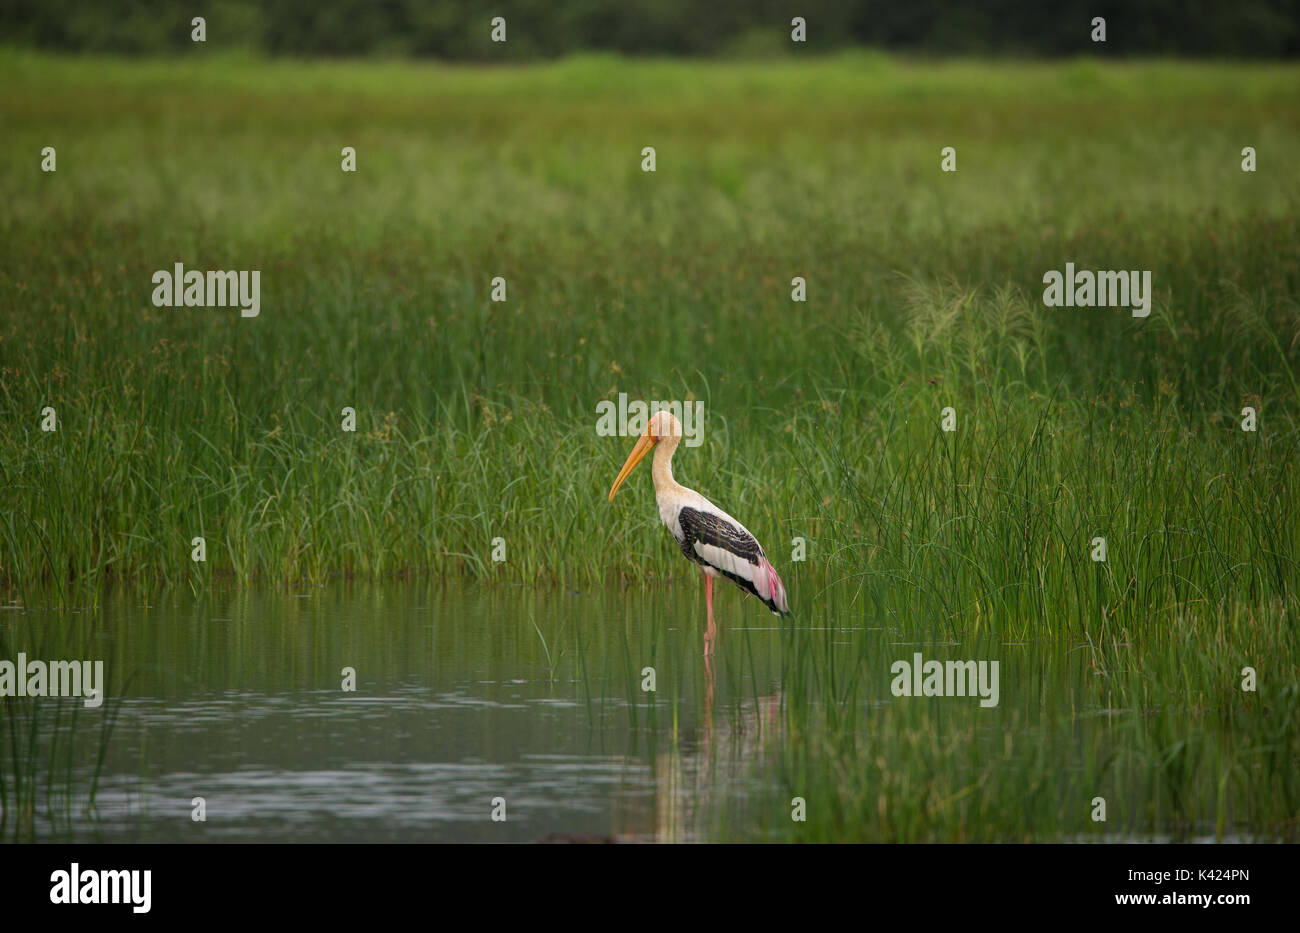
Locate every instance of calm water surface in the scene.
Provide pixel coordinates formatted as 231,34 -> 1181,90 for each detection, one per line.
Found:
6,582 -> 1239,843
3,583 -> 786,842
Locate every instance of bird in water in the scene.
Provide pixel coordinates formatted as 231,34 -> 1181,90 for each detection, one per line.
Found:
608,410 -> 789,653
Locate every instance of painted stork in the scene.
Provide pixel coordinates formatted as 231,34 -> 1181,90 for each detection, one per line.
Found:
607,410 -> 789,652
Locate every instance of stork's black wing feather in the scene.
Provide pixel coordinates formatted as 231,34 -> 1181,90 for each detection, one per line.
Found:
676,507 -> 789,616
676,506 -> 762,566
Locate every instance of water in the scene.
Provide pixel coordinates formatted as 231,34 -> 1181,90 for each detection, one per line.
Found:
1,583 -> 785,842
3,583 -> 1275,842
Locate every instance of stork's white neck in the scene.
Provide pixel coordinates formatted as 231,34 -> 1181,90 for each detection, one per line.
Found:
651,434 -> 685,497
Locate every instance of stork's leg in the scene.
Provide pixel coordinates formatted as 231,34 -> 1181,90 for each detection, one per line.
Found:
703,570 -> 716,655
703,645 -> 715,715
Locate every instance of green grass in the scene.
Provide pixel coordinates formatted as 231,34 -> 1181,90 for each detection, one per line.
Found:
1,50 -> 1298,841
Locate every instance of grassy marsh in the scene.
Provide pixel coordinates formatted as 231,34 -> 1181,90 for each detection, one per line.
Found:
1,52 -> 1297,841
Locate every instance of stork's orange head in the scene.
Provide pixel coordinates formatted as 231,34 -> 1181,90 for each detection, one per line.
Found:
646,410 -> 683,441
608,410 -> 683,501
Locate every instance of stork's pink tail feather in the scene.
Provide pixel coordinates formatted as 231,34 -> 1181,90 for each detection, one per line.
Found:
762,557 -> 790,615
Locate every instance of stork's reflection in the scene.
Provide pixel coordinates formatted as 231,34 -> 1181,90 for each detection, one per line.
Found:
637,642 -> 784,842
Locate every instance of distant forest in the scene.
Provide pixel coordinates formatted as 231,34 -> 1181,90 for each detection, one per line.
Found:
3,0 -> 1297,58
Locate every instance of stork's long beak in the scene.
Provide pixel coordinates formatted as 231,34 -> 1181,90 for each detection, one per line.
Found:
608,433 -> 655,501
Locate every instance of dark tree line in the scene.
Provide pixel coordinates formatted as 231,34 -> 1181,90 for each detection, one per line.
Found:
2,0 -> 1297,58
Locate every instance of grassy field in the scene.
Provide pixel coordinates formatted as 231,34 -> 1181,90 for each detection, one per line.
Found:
1,51 -> 1298,841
